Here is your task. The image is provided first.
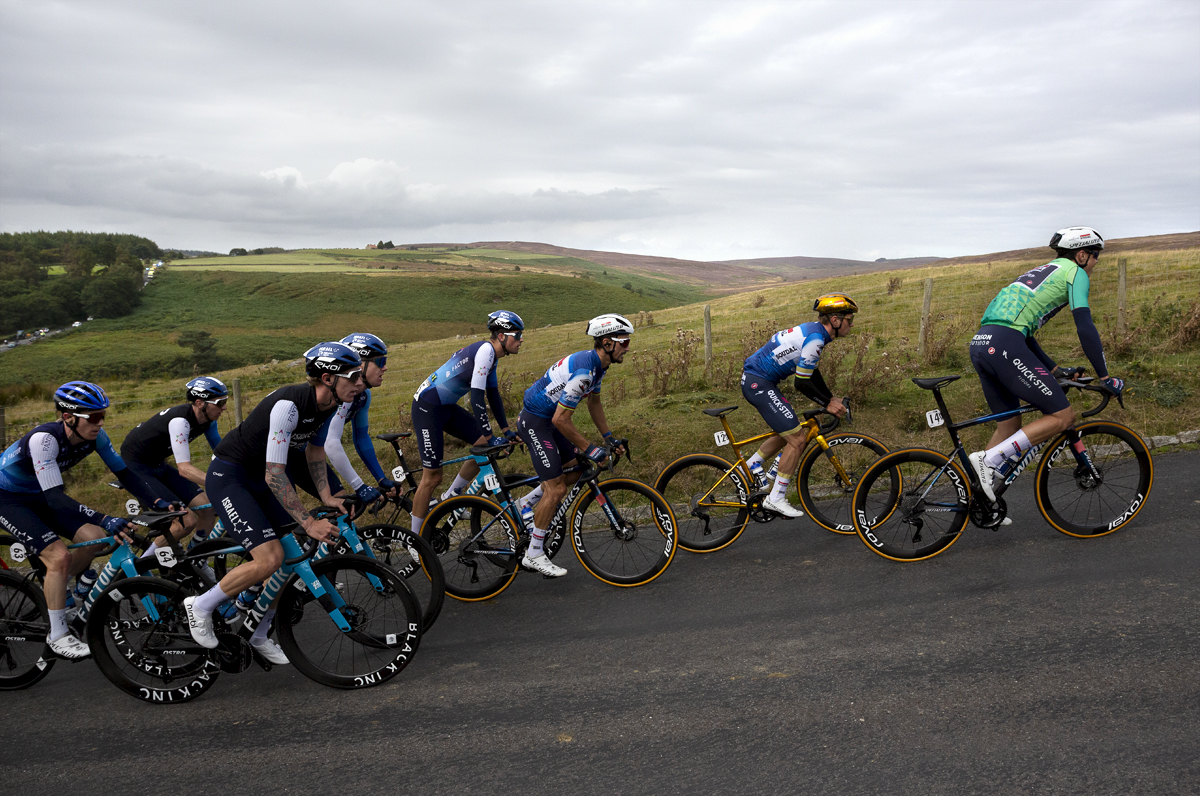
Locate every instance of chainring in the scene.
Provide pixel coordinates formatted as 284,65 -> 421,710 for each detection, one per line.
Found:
747,492 -> 774,524
969,495 -> 1008,530
215,631 -> 253,674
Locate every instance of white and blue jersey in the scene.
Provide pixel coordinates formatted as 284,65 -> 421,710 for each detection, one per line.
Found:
743,322 -> 832,385
316,388 -> 388,490
413,341 -> 508,435
522,349 -> 607,419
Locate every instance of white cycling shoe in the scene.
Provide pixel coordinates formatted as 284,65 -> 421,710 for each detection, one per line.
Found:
49,633 -> 92,660
762,497 -> 805,519
968,451 -> 998,502
522,553 -> 567,578
250,636 -> 290,665
183,596 -> 219,649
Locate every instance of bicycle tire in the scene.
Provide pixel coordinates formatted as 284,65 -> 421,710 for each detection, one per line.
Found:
420,494 -> 520,602
852,448 -> 969,562
340,524 -> 446,633
0,570 -> 55,690
797,433 -> 891,535
86,575 -> 222,704
1035,421 -> 1154,538
276,554 -> 421,689
654,453 -> 750,553
568,478 -> 678,586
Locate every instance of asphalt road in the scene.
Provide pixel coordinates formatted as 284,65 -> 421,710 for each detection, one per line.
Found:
6,449 -> 1198,796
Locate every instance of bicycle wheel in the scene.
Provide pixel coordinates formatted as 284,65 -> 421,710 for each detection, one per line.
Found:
421,494 -> 520,601
276,554 -> 421,689
86,576 -> 222,703
654,453 -> 750,553
568,478 -> 678,586
852,449 -> 969,562
0,535 -> 39,578
0,570 -> 55,690
798,433 -> 891,535
343,524 -> 446,633
1035,421 -> 1154,538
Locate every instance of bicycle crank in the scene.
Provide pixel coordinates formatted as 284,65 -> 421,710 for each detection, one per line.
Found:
969,495 -> 1008,530
747,492 -> 773,523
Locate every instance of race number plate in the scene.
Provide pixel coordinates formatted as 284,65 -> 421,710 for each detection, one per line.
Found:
391,465 -> 407,481
484,473 -> 500,492
714,431 -> 730,447
125,499 -> 141,515
9,542 -> 27,562
155,547 -> 178,568
926,410 -> 944,429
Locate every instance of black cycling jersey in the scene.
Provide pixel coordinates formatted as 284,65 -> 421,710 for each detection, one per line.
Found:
213,384 -> 338,480
120,403 -> 218,467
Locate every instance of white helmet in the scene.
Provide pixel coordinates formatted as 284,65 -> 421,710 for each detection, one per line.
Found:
1050,226 -> 1104,251
586,313 -> 635,338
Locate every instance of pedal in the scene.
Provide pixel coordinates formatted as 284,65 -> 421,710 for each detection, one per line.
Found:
969,495 -> 1008,530
215,631 -> 253,674
747,492 -> 774,523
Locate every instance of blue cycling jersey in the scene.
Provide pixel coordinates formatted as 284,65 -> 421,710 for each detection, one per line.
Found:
743,322 -> 831,384
413,341 -> 498,405
314,388 -> 388,488
522,349 -> 606,419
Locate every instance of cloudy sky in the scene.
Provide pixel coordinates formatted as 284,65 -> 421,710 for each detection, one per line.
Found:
1,0 -> 1197,261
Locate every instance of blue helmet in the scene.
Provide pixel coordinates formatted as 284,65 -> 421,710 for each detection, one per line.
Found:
186,376 -> 229,402
487,310 -> 524,333
304,341 -> 362,378
54,381 -> 110,413
340,333 -> 388,360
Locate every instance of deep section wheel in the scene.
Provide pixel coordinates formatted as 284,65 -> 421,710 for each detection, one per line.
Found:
654,454 -> 750,553
420,494 -> 519,602
568,478 -> 677,586
0,570 -> 55,690
340,523 -> 446,632
797,433 -> 891,534
852,449 -> 969,562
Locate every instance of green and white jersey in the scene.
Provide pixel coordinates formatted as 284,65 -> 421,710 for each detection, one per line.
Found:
980,257 -> 1091,336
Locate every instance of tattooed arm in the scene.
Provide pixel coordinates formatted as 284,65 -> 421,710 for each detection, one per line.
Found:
305,442 -> 344,511
263,398 -> 336,542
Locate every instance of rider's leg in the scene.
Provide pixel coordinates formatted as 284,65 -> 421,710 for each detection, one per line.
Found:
984,407 -> 1075,469
530,474 -> 567,556
748,434 -> 785,469
768,429 -> 806,504
411,467 -> 443,534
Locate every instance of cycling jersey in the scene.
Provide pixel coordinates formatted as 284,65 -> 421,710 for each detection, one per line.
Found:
981,258 -> 1091,336
120,403 -> 221,467
522,349 -> 606,419
317,388 -> 386,491
213,384 -> 339,480
413,341 -> 508,435
743,322 -> 831,384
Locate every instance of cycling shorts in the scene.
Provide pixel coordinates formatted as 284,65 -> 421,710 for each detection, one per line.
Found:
204,458 -> 292,552
0,490 -> 95,554
970,325 -> 1070,415
284,447 -> 344,500
410,396 -> 484,470
124,461 -> 203,505
517,410 -> 579,482
741,372 -> 801,435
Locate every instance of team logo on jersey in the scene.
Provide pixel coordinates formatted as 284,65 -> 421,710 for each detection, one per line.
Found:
988,347 -> 995,354
751,383 -> 758,389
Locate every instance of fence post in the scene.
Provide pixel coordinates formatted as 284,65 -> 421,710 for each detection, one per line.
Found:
0,405 -> 5,449
917,278 -> 933,355
232,378 -> 244,425
703,304 -> 713,381
1117,258 -> 1128,334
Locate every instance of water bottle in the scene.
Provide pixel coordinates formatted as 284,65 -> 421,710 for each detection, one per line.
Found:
236,584 -> 263,614
73,568 -> 98,600
767,456 -> 781,481
217,599 -> 241,627
186,524 -> 213,552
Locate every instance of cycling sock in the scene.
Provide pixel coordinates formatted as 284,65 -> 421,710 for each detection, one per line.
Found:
985,429 -> 1032,469
251,609 -> 275,642
48,608 -> 68,641
449,474 -> 470,494
139,542 -> 158,559
527,526 -> 547,558
769,473 -> 792,503
411,514 -> 423,535
518,485 -> 544,510
193,584 -> 231,616
747,451 -> 766,470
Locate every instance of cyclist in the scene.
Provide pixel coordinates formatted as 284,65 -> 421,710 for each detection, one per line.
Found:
740,294 -> 855,519
409,311 -> 524,537
119,376 -> 227,551
184,342 -> 366,664
968,226 -> 1123,501
514,313 -> 631,577
319,333 -> 398,508
0,382 -> 161,659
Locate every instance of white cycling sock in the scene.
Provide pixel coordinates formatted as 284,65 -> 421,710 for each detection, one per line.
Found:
48,608 -> 68,641
985,429 -> 1032,470
251,609 -> 275,642
769,474 -> 792,503
449,473 -> 471,494
747,451 -> 766,470
140,542 -> 158,559
519,486 -> 544,511
411,514 -> 423,535
527,526 -> 548,558
193,584 -> 231,616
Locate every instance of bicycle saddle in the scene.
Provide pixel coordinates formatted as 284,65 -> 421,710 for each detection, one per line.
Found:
912,375 -> 961,391
470,441 -> 511,456
702,406 -> 739,417
376,432 -> 412,442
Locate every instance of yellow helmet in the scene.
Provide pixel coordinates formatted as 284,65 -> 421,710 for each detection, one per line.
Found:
813,293 -> 858,315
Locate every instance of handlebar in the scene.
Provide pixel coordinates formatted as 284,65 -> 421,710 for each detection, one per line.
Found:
282,529 -> 321,566
1061,378 -> 1118,418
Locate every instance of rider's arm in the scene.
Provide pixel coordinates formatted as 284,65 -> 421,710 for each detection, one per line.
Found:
468,344 -> 496,437
167,416 -> 207,487
485,369 -> 510,433
348,392 -> 388,483
321,403 -> 365,491
585,392 -> 613,438
96,430 -> 165,507
1024,335 -> 1058,372
204,422 -> 222,449
27,431 -> 117,522
1071,308 -> 1109,378
551,404 -> 593,455
793,366 -> 834,407
262,399 -> 319,528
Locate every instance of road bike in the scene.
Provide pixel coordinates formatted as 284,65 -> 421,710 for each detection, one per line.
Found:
850,375 -> 1153,562
654,402 -> 890,552
420,439 -> 677,601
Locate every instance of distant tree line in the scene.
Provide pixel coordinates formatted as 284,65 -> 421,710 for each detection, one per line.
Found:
377,240 -> 395,249
0,231 -> 161,333
228,247 -> 287,256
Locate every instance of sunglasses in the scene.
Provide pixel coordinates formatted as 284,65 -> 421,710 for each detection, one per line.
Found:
369,356 -> 387,368
334,370 -> 365,384
206,398 -> 228,407
609,337 -> 631,348
504,331 -> 523,341
72,411 -> 106,424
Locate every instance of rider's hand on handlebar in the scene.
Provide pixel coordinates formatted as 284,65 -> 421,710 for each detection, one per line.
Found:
377,477 -> 399,499
1053,366 -> 1087,381
355,483 -> 382,504
1099,376 -> 1124,397
603,432 -> 626,459
825,397 -> 848,418
584,444 -> 609,464
102,515 -> 136,544
303,517 -> 339,543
